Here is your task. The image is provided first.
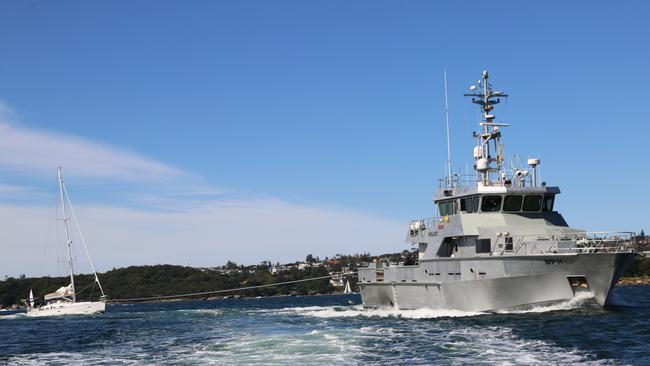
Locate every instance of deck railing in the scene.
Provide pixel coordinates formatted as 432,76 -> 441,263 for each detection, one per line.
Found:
408,215 -> 636,256
492,231 -> 637,255
437,171 -> 535,189
408,217 -> 441,237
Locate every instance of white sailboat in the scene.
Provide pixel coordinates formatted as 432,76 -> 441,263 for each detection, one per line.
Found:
343,279 -> 352,294
26,167 -> 106,317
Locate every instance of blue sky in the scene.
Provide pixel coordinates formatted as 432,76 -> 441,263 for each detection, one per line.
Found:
0,1 -> 648,276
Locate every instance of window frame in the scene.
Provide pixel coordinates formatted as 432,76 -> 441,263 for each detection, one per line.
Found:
471,196 -> 479,213
542,194 -> 555,212
438,199 -> 457,216
438,201 -> 447,216
481,195 -> 503,212
503,195 -> 523,212
522,195 -> 543,212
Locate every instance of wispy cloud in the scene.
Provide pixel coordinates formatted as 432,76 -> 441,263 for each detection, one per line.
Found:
0,101 -> 183,183
0,182 -> 35,195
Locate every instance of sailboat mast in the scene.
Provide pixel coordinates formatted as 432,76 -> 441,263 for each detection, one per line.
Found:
58,167 -> 76,302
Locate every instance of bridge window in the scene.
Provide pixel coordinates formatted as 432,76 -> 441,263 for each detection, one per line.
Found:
542,195 -> 555,212
470,196 -> 479,212
481,195 -> 502,212
438,200 -> 457,216
523,195 -> 542,211
460,195 -> 480,213
503,195 -> 523,212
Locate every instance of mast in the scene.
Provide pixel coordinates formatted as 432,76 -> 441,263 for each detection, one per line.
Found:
58,167 -> 76,302
464,70 -> 509,185
444,70 -> 452,186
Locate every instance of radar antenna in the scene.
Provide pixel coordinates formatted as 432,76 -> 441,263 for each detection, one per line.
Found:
464,70 -> 509,185
443,70 -> 452,187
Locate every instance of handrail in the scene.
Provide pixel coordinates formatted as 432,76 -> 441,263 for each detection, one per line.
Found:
438,174 -> 481,189
408,217 -> 442,237
437,170 -> 536,189
503,231 -> 637,255
407,215 -> 636,256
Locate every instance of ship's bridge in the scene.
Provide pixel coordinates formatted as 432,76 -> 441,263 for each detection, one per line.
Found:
433,183 -> 560,214
428,183 -> 565,237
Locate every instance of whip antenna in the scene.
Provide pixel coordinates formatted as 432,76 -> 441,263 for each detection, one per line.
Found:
444,70 -> 452,186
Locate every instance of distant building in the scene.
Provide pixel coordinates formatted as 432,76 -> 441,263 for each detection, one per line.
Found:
216,268 -> 242,275
269,265 -> 288,274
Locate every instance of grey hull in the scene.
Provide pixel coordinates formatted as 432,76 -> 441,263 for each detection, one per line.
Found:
358,253 -> 635,312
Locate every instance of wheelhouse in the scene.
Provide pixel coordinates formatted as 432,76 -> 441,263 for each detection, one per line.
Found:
436,193 -> 556,215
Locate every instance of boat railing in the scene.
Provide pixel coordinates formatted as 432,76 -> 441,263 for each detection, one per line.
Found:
561,231 -> 637,254
408,216 -> 442,237
437,174 -> 480,189
492,231 -> 637,255
437,170 -> 535,189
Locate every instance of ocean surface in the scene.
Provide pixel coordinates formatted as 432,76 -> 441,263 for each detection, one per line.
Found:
1,285 -> 649,365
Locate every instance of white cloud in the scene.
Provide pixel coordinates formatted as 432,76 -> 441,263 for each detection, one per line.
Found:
0,183 -> 36,195
0,200 -> 405,278
0,102 -> 183,182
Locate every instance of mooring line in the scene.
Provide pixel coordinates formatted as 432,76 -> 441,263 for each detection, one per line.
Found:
108,272 -> 356,303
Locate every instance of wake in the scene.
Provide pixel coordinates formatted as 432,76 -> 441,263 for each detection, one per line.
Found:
278,305 -> 484,319
496,291 -> 597,314
279,292 -> 597,319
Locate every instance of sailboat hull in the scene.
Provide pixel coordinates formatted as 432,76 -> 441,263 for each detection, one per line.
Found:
26,301 -> 105,317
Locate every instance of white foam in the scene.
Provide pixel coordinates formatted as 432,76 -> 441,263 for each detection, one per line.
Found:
6,352 -> 141,365
189,327 -> 363,365
279,305 -> 485,319
439,326 -> 607,366
498,291 -> 597,314
0,312 -> 27,320
175,308 -> 222,316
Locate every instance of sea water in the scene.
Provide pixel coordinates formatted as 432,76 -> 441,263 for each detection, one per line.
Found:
1,286 -> 649,365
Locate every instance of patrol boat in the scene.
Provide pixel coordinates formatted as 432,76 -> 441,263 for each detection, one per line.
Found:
358,70 -> 637,311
